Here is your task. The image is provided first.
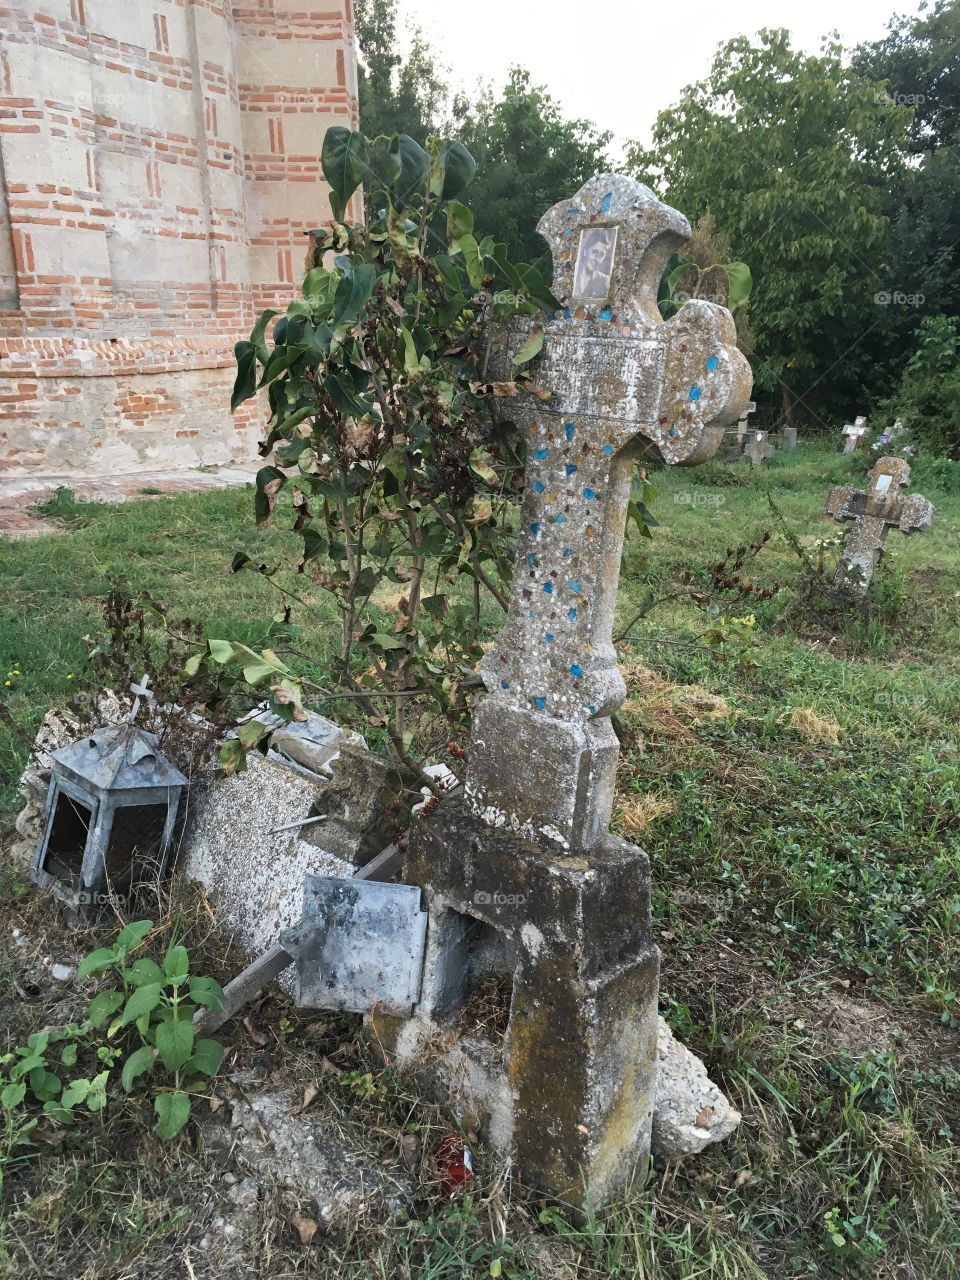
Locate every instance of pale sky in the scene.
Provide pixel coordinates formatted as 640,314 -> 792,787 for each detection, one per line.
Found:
395,0 -> 922,153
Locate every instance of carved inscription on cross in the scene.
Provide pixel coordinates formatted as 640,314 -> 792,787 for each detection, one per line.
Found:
465,174 -> 752,853
825,455 -> 934,599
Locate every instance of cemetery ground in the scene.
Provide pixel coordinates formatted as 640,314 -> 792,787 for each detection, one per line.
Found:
0,443 -> 958,1278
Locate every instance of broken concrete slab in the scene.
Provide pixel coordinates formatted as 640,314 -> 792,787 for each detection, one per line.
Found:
199,1077 -> 414,1228
652,1016 -> 741,1160
179,750 -> 355,963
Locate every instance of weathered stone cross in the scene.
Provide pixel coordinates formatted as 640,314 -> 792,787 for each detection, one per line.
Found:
841,416 -> 868,454
744,430 -> 774,468
467,174 -> 752,853
825,455 -> 934,599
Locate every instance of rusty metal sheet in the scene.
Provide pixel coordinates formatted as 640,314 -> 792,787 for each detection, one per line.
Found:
279,875 -> 427,1016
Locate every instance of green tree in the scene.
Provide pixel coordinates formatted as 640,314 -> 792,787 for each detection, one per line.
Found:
628,30 -> 914,426
354,0 -> 447,146
853,2 -> 960,358
457,68 -> 613,267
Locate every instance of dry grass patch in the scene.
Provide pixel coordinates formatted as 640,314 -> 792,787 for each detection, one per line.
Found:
615,793 -> 675,838
785,706 -> 841,745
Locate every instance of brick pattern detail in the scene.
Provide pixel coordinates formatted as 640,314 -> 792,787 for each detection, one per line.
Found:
0,0 -> 358,475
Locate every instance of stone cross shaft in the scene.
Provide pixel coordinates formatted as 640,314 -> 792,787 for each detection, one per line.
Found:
825,456 -> 934,599
466,174 -> 752,853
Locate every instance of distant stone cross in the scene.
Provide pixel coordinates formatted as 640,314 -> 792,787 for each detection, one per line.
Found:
128,674 -> 155,721
466,174 -> 751,852
825,456 -> 934,599
841,416 -> 868,454
744,430 -> 774,468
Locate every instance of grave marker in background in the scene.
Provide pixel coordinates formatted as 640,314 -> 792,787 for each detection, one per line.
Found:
825,455 -> 934,599
841,415 -> 869,454
744,430 -> 774,468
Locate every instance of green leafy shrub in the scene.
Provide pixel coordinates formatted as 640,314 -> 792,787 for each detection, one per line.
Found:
877,316 -> 960,458
199,126 -> 564,778
0,920 -> 224,1173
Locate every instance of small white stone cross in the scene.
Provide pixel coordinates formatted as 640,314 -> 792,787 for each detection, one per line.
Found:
841,416 -> 868,454
128,673 -> 155,721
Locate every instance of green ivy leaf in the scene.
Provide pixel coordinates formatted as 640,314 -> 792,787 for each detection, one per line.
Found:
120,983 -> 164,1026
28,1067 -> 61,1103
121,1045 -> 157,1093
76,947 -> 117,982
446,200 -> 474,244
231,341 -> 258,412
511,324 -> 544,366
320,128 -> 368,220
1,1082 -> 26,1110
156,1019 -> 195,1074
60,1079 -> 91,1109
187,1039 -> 225,1078
123,957 -> 165,988
331,263 -> 377,331
154,1091 -> 192,1140
115,920 -> 153,953
163,945 -> 189,982
88,990 -> 125,1029
188,977 -> 225,1013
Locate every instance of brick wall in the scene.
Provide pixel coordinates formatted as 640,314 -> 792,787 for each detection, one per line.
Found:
0,0 -> 358,476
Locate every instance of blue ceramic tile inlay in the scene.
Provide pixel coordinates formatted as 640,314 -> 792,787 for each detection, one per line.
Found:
554,513 -> 566,524
532,481 -> 545,493
562,547 -> 574,558
527,552 -> 538,568
599,308 -> 613,322
534,696 -> 546,711
565,463 -> 578,476
668,425 -> 677,438
500,680 -> 510,689
570,664 -> 583,678
602,443 -> 614,455
689,385 -> 701,401
543,582 -> 554,594
589,705 -> 597,715
563,307 -> 572,321
564,228 -> 573,237
547,311 -> 556,322
533,447 -> 549,460
530,522 -> 540,535
565,422 -> 575,441
601,191 -> 612,212
583,487 -> 597,501
567,581 -> 582,594
528,609 -> 537,619
545,633 -> 555,644
707,355 -> 718,372
568,607 -> 577,620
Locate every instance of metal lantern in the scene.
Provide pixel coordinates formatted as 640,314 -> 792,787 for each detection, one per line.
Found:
32,724 -> 187,918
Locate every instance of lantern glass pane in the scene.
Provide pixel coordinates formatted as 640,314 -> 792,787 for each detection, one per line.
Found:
43,791 -> 93,887
105,803 -> 169,889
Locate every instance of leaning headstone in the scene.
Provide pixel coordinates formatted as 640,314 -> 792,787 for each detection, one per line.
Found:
744,430 -> 774,467
782,426 -> 798,452
377,174 -> 750,1211
841,415 -> 868,454
825,455 -> 934,599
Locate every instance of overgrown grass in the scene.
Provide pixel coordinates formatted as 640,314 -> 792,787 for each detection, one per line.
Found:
1,445 -> 958,1277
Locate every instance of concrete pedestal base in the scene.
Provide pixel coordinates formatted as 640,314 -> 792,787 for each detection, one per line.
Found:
373,795 -> 659,1210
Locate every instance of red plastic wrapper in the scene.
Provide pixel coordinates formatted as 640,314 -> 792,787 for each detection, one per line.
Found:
436,1132 -> 474,1198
